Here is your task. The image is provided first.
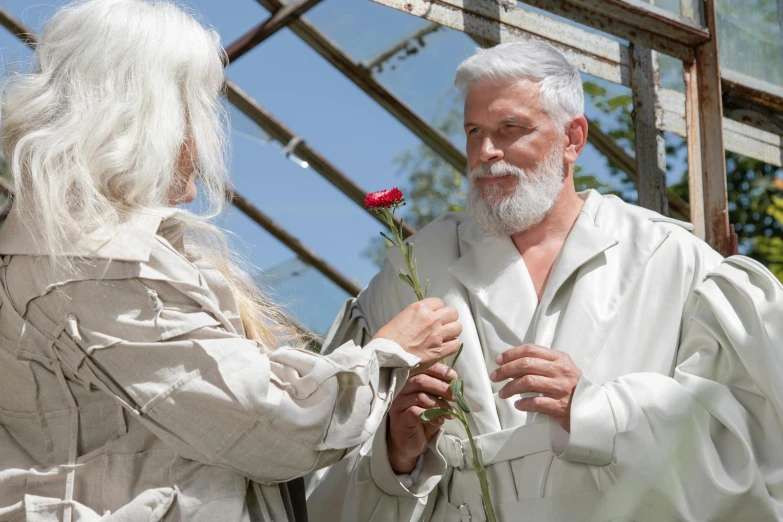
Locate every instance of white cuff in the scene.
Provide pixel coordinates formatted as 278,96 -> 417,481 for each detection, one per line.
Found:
366,337 -> 420,369
551,374 -> 616,466
370,416 -> 448,498
395,455 -> 424,489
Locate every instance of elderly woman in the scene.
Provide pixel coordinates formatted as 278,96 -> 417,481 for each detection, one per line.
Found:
0,1 -> 462,520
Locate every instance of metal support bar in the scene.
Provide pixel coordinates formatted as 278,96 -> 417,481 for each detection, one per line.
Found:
362,22 -> 442,72
375,0 -> 783,167
683,60 -> 705,239
226,81 -> 415,237
631,43 -> 668,215
255,0 -> 466,173
231,192 -> 360,296
0,12 -> 365,298
0,7 -> 34,47
224,0 -> 322,64
384,0 -> 630,86
693,0 -> 732,256
516,0 -> 707,61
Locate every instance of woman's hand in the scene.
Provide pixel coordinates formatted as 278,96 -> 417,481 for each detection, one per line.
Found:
374,298 -> 462,366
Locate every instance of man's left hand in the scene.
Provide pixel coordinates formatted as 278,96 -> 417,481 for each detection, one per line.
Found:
490,344 -> 582,432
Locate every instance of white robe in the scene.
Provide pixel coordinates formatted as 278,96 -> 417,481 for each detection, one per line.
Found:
308,190 -> 783,521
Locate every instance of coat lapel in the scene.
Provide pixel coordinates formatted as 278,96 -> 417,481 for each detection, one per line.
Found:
448,221 -> 537,348
546,194 -> 672,374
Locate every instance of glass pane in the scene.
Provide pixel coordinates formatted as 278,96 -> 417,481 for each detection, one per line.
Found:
638,0 -> 683,16
716,0 -> 783,86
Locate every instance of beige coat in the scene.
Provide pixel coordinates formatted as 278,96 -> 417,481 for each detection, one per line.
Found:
0,208 -> 418,521
310,190 -> 783,521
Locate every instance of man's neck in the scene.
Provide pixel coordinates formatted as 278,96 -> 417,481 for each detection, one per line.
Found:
510,185 -> 585,256
509,185 -> 585,301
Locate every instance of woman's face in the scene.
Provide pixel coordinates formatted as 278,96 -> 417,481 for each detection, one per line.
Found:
168,136 -> 198,206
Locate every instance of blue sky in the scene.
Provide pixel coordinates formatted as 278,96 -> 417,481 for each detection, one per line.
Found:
0,0 -> 652,331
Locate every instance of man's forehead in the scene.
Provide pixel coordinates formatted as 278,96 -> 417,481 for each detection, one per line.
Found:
464,79 -> 542,114
464,93 -> 542,125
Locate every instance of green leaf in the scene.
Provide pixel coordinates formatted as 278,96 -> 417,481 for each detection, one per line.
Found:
379,231 -> 395,245
419,407 -> 454,422
451,378 -> 470,413
398,271 -> 416,289
450,343 -> 464,370
424,279 -> 430,297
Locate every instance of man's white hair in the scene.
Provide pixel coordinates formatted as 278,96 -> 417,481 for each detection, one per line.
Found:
1,0 -> 228,259
454,41 -> 584,129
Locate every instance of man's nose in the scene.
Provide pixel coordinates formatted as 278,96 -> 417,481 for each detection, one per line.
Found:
479,137 -> 503,164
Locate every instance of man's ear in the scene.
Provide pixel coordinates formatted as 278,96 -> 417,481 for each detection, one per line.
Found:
563,115 -> 588,165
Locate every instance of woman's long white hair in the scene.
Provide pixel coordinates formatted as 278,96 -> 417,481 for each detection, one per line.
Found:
1,0 -> 302,347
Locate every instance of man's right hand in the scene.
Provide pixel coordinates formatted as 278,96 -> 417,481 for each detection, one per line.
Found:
387,363 -> 457,474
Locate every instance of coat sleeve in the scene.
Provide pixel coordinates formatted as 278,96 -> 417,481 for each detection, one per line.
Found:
22,252 -> 419,486
307,262 -> 447,522
552,256 -> 783,521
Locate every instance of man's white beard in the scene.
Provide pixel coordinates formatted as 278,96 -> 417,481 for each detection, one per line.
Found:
466,144 -> 565,237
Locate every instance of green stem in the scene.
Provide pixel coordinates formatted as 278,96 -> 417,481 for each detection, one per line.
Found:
456,411 -> 498,522
384,209 -> 424,301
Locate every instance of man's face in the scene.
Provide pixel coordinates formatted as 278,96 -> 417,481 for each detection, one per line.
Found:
463,79 -> 567,236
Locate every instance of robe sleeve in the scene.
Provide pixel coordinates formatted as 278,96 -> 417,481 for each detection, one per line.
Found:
306,262 -> 446,522
553,256 -> 783,520
24,249 -> 419,486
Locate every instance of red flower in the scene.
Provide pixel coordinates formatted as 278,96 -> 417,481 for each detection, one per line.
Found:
364,187 -> 404,210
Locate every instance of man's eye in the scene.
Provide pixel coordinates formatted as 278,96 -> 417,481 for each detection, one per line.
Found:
467,128 -> 479,135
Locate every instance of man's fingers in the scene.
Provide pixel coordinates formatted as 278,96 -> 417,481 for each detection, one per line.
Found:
514,395 -> 562,417
490,356 -> 556,382
496,344 -> 559,366
498,375 -> 561,399
407,373 -> 455,401
420,362 -> 458,382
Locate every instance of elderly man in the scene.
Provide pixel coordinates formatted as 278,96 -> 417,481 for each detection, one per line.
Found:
308,41 -> 783,521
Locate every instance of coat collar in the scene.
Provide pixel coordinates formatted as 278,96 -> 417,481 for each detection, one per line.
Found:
0,206 -> 181,262
448,190 -> 618,346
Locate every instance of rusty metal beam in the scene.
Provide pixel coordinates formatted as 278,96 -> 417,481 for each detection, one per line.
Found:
376,0 -> 783,170
0,11 -> 365,300
254,0 -> 466,173
231,192 -> 360,296
516,0 -> 706,61
0,9 -> 414,239
0,6 -> 34,48
224,0 -> 322,64
362,21 -> 442,73
381,0 -> 631,86
225,81 -> 415,237
693,0 -> 731,256
631,43 -> 668,215
683,61 -> 705,239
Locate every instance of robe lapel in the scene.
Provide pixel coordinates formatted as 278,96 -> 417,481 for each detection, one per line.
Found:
448,221 -> 537,348
546,194 -> 672,375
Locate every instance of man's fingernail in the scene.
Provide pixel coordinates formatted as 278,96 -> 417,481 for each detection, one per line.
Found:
448,370 -> 458,380
495,355 -> 502,365
490,370 -> 498,380
498,389 -> 505,399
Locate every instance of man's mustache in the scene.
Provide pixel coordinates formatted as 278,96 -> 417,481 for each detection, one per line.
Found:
467,162 -> 526,181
